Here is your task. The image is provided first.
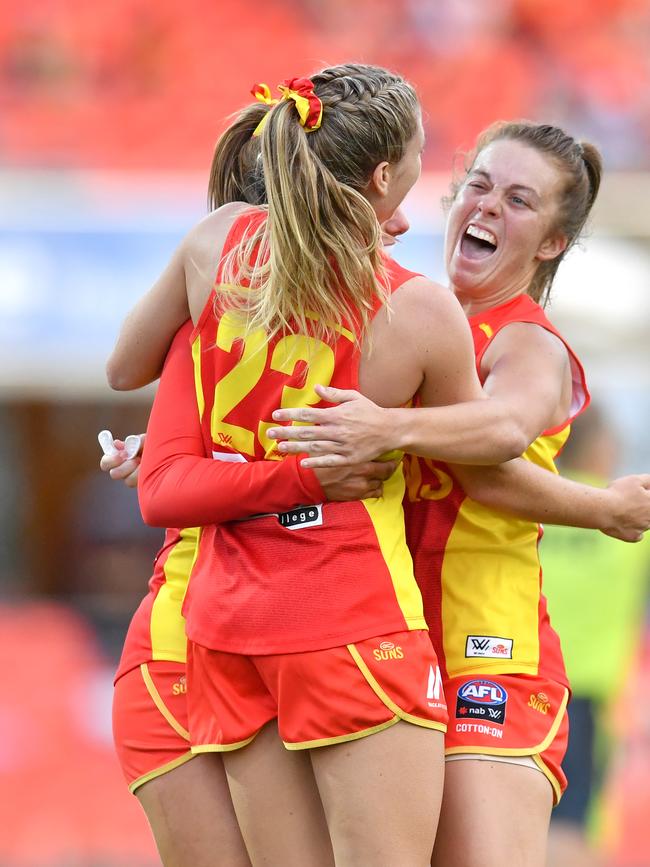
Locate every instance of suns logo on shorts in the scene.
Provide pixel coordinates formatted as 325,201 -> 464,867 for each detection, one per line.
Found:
528,692 -> 551,714
372,640 -> 404,661
172,675 -> 187,696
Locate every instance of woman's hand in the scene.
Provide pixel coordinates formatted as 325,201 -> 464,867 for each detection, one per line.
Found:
315,459 -> 398,501
268,385 -> 394,468
98,432 -> 145,489
600,475 -> 650,542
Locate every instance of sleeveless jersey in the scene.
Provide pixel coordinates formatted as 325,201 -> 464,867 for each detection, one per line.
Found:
183,208 -> 427,654
405,293 -> 590,685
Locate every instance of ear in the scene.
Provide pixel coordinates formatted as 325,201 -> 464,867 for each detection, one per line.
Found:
536,232 -> 568,262
367,160 -> 391,198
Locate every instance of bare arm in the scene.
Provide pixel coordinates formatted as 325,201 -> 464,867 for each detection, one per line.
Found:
453,461 -> 650,543
106,245 -> 190,389
269,314 -> 571,467
106,203 -> 250,391
432,321 -> 649,541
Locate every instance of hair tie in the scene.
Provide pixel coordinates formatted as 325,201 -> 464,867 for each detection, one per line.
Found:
251,77 -> 323,138
277,77 -> 323,132
251,83 -> 278,106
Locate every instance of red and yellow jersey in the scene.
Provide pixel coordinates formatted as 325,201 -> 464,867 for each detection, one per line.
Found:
405,293 -> 590,685
115,525 -> 200,681
183,208 -> 427,654
118,315 -> 331,683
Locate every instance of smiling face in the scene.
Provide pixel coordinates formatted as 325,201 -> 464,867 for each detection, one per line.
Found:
445,138 -> 568,312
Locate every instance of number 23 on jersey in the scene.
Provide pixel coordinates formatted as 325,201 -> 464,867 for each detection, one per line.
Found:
208,311 -> 338,459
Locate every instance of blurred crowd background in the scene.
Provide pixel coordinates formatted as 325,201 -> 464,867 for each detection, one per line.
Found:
1,1 -> 649,865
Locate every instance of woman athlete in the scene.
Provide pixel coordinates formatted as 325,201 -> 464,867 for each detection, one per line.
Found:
109,61 -> 544,866
109,73 -> 644,860
105,101 -> 415,867
267,120 -> 650,866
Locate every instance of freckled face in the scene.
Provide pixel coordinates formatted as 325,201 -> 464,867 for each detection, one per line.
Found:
445,139 -> 567,303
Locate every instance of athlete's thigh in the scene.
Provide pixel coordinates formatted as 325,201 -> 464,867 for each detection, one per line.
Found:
431,759 -> 553,867
222,719 -> 334,867
137,752 -> 251,867
311,721 -> 444,867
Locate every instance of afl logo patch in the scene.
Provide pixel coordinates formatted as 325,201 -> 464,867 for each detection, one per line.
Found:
458,680 -> 507,705
456,679 -> 507,725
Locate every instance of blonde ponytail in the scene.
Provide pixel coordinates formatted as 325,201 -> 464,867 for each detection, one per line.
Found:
220,64 -> 419,343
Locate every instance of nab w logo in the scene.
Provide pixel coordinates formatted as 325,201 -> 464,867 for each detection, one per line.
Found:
218,432 -> 233,445
471,638 -> 490,652
427,665 -> 443,706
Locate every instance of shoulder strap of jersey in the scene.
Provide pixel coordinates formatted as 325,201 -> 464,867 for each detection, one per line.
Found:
383,252 -> 423,296
215,207 -> 266,282
191,207 -> 265,341
471,294 -> 590,432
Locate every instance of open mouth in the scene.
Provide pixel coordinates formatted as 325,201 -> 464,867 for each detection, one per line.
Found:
460,224 -> 497,260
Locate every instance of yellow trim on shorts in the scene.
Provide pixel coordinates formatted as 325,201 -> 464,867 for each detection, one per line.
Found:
284,716 -> 401,750
445,687 -> 569,758
140,663 -> 190,741
129,751 -> 194,794
532,752 -> 563,805
346,644 -> 447,733
190,732 -> 259,754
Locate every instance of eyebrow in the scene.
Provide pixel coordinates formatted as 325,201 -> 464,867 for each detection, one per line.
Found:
469,169 -> 541,202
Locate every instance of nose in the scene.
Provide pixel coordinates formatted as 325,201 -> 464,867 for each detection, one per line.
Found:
476,192 -> 501,217
382,207 -> 410,245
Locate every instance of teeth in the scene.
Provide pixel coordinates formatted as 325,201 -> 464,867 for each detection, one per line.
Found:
466,224 -> 497,246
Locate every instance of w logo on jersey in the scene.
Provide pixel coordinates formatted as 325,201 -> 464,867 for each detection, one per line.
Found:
427,665 -> 444,708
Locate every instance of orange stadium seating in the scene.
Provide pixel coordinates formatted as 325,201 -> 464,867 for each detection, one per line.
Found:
1,0 -> 649,169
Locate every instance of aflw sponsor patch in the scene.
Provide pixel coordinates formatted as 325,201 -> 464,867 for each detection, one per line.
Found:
465,635 -> 513,659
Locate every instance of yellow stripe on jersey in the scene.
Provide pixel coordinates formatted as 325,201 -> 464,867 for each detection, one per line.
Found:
522,426 -> 570,471
191,335 -> 205,421
442,504 -> 542,677
442,426 -> 570,678
362,466 -> 427,630
150,527 -> 201,663
305,310 -> 356,344
478,323 -> 493,339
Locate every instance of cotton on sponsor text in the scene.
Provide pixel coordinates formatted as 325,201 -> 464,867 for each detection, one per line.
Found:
455,722 -> 503,738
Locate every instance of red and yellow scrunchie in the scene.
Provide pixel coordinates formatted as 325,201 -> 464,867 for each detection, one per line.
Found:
251,83 -> 278,106
251,77 -> 323,137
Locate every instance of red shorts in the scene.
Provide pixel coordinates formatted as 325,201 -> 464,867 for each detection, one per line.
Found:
188,630 -> 448,752
444,672 -> 569,804
113,662 -> 193,793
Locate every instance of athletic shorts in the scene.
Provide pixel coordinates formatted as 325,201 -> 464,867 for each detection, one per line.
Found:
551,696 -> 598,824
444,672 -> 569,804
113,661 -> 193,793
188,629 -> 448,752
